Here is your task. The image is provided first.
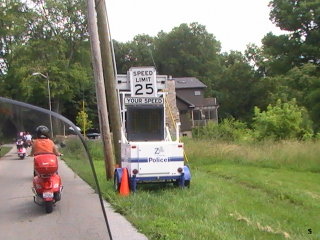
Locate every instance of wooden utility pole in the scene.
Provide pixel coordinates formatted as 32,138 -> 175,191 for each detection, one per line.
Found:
95,0 -> 122,165
87,0 -> 114,179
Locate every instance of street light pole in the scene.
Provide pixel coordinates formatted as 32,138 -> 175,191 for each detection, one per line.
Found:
147,43 -> 156,68
31,72 -> 54,138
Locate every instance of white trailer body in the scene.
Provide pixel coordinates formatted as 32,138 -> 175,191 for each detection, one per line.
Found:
121,141 -> 184,178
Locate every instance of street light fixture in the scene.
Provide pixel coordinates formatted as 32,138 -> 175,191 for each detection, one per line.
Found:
31,72 -> 54,138
147,43 -> 156,67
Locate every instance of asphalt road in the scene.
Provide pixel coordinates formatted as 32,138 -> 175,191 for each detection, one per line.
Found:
0,146 -> 148,240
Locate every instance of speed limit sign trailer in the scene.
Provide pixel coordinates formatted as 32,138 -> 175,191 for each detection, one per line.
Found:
114,66 -> 191,193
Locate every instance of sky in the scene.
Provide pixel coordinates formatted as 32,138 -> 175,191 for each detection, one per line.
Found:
106,0 -> 285,53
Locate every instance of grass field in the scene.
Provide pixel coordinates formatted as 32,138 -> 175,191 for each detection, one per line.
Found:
0,146 -> 11,158
63,139 -> 320,240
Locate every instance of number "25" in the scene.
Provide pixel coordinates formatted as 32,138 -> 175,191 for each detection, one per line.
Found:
135,83 -> 154,95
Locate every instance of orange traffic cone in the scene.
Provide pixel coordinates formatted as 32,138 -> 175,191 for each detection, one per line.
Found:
119,168 -> 130,196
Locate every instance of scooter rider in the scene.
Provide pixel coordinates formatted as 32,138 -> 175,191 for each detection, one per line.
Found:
24,131 -> 32,147
30,125 -> 61,156
31,125 -> 63,213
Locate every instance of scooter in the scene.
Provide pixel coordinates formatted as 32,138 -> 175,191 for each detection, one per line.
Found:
32,153 -> 63,213
16,140 -> 26,159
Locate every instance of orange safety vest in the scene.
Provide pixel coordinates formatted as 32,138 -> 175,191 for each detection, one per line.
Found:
32,138 -> 55,155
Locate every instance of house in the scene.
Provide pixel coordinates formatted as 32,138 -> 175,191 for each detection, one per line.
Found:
169,77 -> 219,136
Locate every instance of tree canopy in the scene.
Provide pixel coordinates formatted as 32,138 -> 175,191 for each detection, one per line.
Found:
258,0 -> 320,76
1,0 -> 320,136
0,0 -> 96,122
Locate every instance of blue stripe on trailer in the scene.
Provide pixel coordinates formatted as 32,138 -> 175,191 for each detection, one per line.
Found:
169,157 -> 184,162
128,157 -> 184,163
128,158 -> 148,163
134,175 -> 181,181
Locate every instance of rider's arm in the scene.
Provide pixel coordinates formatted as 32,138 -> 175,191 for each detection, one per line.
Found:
29,141 -> 37,156
30,146 -> 35,156
53,145 -> 61,156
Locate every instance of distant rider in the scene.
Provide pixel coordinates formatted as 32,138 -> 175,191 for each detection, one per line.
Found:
16,138 -> 24,150
30,125 -> 61,156
24,132 -> 32,147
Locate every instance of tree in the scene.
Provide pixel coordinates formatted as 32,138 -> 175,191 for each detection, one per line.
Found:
154,22 -> 222,96
261,32 -> 302,75
244,43 -> 266,77
113,23 -> 223,98
0,0 -> 33,75
113,34 -> 156,74
214,51 -> 267,121
266,63 -> 320,130
76,105 -> 93,136
0,0 -> 34,98
261,0 -> 320,75
269,0 -> 320,40
1,0 -> 95,124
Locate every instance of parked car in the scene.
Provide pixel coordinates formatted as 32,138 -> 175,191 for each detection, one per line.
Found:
68,126 -> 81,135
86,128 -> 100,139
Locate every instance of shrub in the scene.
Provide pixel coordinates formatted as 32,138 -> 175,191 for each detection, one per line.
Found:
86,140 -> 104,161
253,99 -> 313,140
62,137 -> 85,157
192,118 -> 253,142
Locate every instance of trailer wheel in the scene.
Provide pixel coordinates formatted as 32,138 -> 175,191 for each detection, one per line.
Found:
174,177 -> 190,188
184,180 -> 190,188
130,176 -> 137,193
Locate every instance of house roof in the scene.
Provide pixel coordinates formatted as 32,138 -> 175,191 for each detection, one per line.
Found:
176,95 -> 195,108
203,98 -> 218,106
172,77 -> 207,89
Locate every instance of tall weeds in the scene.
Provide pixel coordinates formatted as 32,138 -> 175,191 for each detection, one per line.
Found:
184,138 -> 320,172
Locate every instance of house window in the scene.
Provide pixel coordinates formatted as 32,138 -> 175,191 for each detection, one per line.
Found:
203,109 -> 217,120
193,110 -> 202,120
194,90 -> 201,96
204,110 -> 210,119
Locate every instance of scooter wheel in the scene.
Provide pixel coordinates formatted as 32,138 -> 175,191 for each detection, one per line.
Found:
45,201 -> 53,213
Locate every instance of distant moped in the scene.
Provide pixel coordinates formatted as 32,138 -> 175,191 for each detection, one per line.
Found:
16,139 -> 26,159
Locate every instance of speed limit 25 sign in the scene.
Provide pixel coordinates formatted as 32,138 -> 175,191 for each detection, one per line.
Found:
129,67 -> 157,97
